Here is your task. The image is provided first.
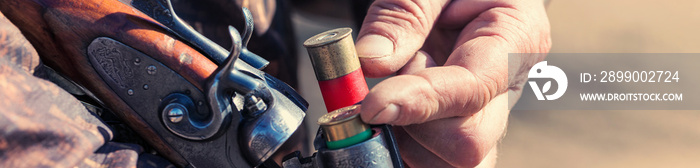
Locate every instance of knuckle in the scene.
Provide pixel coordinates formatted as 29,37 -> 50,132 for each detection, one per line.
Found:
540,28 -> 553,52
367,0 -> 431,37
384,75 -> 439,125
475,70 -> 505,108
447,132 -> 488,167
470,6 -> 552,54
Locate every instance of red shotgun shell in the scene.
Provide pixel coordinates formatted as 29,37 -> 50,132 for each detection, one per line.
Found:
304,28 -> 369,112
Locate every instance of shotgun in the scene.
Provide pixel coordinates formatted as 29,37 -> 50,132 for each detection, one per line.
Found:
0,0 -> 403,167
1,0 -> 306,167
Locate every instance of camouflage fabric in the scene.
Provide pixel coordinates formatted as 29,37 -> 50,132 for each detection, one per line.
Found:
0,10 -> 172,168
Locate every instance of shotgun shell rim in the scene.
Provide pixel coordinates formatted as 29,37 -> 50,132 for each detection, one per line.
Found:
318,105 -> 370,142
303,27 -> 361,81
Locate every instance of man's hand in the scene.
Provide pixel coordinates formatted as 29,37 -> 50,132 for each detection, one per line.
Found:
355,0 -> 551,167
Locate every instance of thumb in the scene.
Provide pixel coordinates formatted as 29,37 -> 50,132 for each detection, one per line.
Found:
356,0 -> 450,77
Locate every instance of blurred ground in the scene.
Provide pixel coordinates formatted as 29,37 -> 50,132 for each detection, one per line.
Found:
292,0 -> 700,167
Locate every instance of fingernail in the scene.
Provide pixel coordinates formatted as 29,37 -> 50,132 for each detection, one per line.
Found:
369,104 -> 399,124
356,34 -> 394,58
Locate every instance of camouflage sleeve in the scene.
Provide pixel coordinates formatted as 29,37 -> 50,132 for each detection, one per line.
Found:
0,7 -> 40,73
0,9 -> 171,168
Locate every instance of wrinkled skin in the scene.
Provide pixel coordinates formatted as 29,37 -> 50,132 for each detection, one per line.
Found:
355,0 -> 551,167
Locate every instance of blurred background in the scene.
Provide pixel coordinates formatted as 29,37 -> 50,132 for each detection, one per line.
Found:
502,1 -> 700,167
290,0 -> 700,167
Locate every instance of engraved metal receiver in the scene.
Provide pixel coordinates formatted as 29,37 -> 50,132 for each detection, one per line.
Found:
86,1 -> 308,167
0,0 -> 310,166
2,0 -> 403,166
117,1 -> 405,166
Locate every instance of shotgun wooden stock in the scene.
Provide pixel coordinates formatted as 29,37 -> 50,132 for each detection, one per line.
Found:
0,0 -> 221,166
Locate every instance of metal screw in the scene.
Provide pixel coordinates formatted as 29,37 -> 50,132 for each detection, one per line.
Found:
134,57 -> 141,65
164,103 -> 186,123
127,89 -> 134,95
244,95 -> 267,117
147,65 -> 157,75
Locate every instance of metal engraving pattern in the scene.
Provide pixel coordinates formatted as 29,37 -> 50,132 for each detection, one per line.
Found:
89,46 -> 135,88
87,37 -> 217,138
88,37 -> 208,117
87,37 -> 253,167
131,0 -> 174,26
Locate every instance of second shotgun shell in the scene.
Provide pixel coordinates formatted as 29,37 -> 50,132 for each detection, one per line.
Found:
318,105 -> 371,149
304,28 -> 369,112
